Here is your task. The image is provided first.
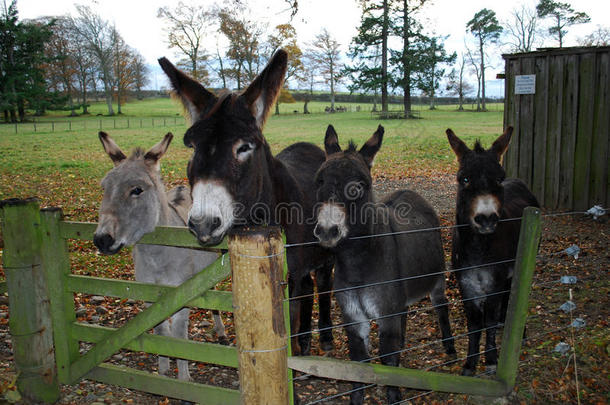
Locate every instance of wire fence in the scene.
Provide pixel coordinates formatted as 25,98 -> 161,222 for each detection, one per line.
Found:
282,206 -> 606,404
0,116 -> 189,135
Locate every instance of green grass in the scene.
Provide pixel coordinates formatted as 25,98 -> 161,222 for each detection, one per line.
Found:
0,97 -> 504,221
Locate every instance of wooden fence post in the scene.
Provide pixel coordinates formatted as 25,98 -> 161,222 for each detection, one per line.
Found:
39,208 -> 79,384
0,198 -> 60,403
496,206 -> 542,392
228,227 -> 289,405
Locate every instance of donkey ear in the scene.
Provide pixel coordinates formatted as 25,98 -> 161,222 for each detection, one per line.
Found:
359,125 -> 384,168
490,126 -> 513,161
324,125 -> 341,156
158,57 -> 217,124
99,131 -> 126,166
144,133 -> 173,170
446,128 -> 469,160
241,49 -> 287,129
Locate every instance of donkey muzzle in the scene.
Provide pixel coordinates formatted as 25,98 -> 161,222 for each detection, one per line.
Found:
188,216 -> 223,246
473,213 -> 499,234
93,232 -> 124,255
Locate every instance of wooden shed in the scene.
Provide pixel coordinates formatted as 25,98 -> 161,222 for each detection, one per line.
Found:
502,46 -> 609,211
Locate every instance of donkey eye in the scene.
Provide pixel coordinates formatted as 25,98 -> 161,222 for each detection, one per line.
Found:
130,187 -> 143,196
237,143 -> 252,154
461,177 -> 469,185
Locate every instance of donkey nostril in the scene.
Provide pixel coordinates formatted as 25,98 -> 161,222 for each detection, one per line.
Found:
329,225 -> 339,238
313,224 -> 321,238
210,216 -> 221,232
94,233 -> 114,251
474,214 -> 485,225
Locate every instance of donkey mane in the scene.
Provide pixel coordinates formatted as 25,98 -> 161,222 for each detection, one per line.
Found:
129,148 -> 146,160
473,140 -> 485,154
346,140 -> 358,152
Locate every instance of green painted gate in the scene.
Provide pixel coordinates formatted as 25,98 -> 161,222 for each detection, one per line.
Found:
0,198 -> 244,404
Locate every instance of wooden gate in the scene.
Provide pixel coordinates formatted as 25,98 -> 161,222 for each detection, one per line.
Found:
0,198 -> 292,404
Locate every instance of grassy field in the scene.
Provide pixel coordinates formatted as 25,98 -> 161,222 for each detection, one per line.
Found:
0,97 -> 504,221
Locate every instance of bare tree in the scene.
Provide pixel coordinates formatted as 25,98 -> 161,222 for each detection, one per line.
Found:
446,54 -> 473,111
579,25 -> 610,46
298,53 -> 318,114
157,2 -> 212,84
308,28 -> 342,111
72,5 -> 116,115
132,52 -> 149,100
465,42 -> 482,111
111,27 -> 137,114
505,5 -> 540,52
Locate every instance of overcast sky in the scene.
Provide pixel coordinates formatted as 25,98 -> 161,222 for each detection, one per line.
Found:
16,0 -> 610,97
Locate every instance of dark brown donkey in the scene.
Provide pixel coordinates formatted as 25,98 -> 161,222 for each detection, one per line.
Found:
446,127 -> 539,376
158,50 -> 335,355
315,125 -> 455,405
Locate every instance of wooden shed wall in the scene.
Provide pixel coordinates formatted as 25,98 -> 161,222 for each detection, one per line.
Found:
503,47 -> 609,211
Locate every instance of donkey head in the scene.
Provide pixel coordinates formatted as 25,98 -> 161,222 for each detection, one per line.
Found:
446,127 -> 513,234
93,132 -> 173,254
158,50 -> 287,246
313,125 -> 384,248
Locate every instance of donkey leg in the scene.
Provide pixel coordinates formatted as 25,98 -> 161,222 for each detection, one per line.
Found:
211,310 -> 228,345
378,315 -> 404,404
154,319 -> 171,376
461,301 -> 484,376
172,308 -> 192,381
483,296 -> 503,372
315,263 -> 334,352
430,281 -> 456,357
344,320 -> 371,405
296,274 -> 315,356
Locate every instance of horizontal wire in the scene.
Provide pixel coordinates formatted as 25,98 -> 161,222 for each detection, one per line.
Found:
284,208 -> 603,250
285,258 -> 516,303
286,240 -> 590,304
289,288 -> 512,339
289,268 -> 599,340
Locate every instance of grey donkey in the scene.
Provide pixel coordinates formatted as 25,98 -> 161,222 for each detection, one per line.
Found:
93,131 -> 227,381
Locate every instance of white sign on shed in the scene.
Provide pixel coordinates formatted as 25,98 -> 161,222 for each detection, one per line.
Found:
515,75 -> 536,94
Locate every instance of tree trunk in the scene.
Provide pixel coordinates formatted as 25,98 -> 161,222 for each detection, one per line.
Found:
402,0 -> 411,117
330,61 -> 335,111
104,83 -> 114,116
381,0 -> 389,113
303,99 -> 309,114
479,35 -> 486,111
275,101 -> 280,115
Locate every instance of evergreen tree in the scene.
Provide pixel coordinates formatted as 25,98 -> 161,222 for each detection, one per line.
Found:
346,0 -> 390,113
413,35 -> 456,110
536,0 -> 590,47
467,8 -> 502,112
0,1 -> 52,122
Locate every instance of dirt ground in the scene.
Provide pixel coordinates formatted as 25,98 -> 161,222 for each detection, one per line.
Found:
1,175 -> 608,404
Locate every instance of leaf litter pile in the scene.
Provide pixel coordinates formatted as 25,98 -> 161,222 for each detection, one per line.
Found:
0,165 -> 608,405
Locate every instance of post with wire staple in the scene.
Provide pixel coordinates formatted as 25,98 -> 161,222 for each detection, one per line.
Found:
496,206 -> 542,393
228,226 -> 291,405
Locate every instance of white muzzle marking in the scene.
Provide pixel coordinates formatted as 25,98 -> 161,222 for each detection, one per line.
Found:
316,202 -> 348,246
472,195 -> 500,218
190,181 -> 235,238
